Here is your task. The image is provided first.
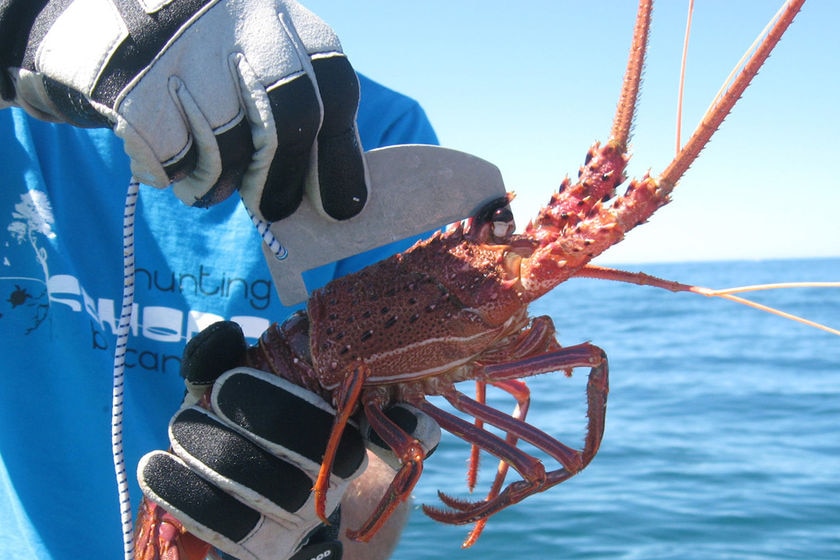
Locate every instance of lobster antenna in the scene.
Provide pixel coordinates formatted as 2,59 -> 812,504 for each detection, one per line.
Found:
610,0 -> 653,149
702,2 -> 789,131
660,0 -> 805,189
675,0 -> 695,153
579,266 -> 840,337
691,283 -> 840,337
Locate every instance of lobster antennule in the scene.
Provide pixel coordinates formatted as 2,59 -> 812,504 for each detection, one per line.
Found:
610,0 -> 652,149
514,0 -> 654,301
588,0 -> 808,260
517,0 -> 805,305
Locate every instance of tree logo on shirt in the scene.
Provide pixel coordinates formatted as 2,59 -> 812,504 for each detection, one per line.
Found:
2,190 -> 54,333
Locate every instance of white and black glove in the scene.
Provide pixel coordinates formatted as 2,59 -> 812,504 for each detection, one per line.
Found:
139,367 -> 364,560
0,0 -> 367,222
138,321 -> 441,560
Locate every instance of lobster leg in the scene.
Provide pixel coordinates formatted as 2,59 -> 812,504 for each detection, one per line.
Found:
313,361 -> 370,523
414,398 -> 548,490
467,380 -> 487,492
422,343 -> 608,530
463,379 -> 531,547
343,391 -> 428,542
467,315 -> 556,492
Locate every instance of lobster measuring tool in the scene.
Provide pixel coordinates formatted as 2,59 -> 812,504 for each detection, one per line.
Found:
262,144 -> 507,306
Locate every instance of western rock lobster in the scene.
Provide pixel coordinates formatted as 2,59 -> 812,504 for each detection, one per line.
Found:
134,0 -> 808,557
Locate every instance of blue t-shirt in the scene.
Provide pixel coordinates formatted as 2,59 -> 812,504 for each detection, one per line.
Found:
0,74 -> 438,559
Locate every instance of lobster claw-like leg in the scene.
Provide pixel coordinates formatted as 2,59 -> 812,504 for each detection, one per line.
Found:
342,393 -> 429,542
418,343 -> 608,543
313,361 -> 370,523
464,378 -> 531,547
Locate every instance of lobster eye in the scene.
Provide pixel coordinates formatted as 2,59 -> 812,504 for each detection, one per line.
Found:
473,196 -> 515,243
491,206 -> 515,240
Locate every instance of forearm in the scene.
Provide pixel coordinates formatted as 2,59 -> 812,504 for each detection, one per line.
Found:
0,0 -> 110,123
340,451 -> 411,560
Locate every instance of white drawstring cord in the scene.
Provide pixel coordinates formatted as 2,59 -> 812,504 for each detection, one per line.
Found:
245,204 -> 287,261
111,187 -> 287,560
113,178 -> 139,560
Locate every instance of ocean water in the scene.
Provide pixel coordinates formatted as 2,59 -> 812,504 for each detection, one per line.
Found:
392,258 -> 840,560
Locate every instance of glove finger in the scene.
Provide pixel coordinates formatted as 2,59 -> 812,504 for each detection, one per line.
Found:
233,51 -> 321,222
168,77 -> 219,190
180,321 -> 248,400
169,78 -> 255,207
170,407 -> 313,515
359,403 -> 442,470
307,55 -> 368,221
138,451 -> 260,549
211,368 -> 367,481
258,73 -> 322,221
277,0 -> 368,221
187,118 -> 254,208
138,451 -> 339,560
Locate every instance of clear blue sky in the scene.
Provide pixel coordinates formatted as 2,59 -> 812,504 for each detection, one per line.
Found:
306,1 -> 838,264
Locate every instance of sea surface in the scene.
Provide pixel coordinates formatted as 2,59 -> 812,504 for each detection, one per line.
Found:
391,257 -> 840,560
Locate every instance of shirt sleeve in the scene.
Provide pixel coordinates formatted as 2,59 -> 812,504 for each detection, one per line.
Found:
356,73 -> 439,149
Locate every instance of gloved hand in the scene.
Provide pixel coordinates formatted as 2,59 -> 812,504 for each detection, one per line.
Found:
138,321 -> 441,560
0,0 -> 367,222
139,366 -> 364,560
